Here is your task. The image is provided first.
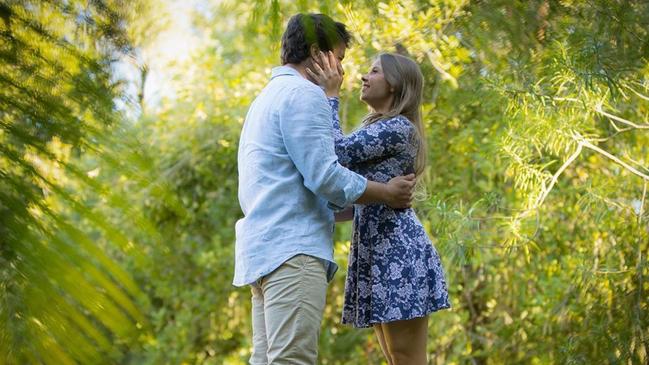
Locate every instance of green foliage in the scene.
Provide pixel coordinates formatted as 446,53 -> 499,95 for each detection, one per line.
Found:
0,1 -> 150,363
3,0 -> 649,364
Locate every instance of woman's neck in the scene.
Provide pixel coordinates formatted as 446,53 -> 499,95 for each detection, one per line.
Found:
372,98 -> 394,115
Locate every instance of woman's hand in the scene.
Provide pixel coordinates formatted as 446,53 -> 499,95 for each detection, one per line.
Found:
307,51 -> 344,98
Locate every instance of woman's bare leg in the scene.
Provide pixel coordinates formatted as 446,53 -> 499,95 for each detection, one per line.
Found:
373,324 -> 393,365
381,316 -> 428,365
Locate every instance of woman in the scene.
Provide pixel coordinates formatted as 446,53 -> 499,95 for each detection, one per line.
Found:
308,52 -> 450,365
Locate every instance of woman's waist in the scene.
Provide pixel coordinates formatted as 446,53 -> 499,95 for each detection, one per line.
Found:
351,211 -> 430,243
354,204 -> 416,218
352,164 -> 415,182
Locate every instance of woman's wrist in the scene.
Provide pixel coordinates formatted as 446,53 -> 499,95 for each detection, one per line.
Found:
325,90 -> 340,98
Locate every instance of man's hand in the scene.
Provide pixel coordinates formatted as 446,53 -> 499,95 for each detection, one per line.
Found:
355,174 -> 416,207
384,174 -> 416,209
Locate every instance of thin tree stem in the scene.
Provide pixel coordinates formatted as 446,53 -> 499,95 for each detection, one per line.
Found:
595,104 -> 649,129
640,181 -> 647,224
580,139 -> 649,181
534,144 -> 583,208
624,84 -> 649,102
425,50 -> 457,88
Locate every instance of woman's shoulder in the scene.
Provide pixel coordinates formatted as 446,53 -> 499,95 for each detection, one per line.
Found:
375,114 -> 415,134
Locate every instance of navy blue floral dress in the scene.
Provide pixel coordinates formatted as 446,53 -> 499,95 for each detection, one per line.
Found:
329,98 -> 450,328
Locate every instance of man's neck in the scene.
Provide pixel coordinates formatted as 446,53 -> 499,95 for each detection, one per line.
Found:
285,63 -> 309,80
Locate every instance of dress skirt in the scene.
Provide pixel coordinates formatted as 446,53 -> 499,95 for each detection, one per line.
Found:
341,205 -> 451,328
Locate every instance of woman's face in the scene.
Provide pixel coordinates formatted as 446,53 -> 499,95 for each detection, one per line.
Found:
360,58 -> 393,110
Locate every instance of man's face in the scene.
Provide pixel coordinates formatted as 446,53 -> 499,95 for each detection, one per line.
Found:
330,43 -> 346,64
306,43 -> 346,84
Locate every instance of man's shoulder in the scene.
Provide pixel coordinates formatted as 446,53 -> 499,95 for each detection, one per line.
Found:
272,74 -> 326,100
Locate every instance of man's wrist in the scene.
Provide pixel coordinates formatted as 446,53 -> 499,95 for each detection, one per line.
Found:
380,182 -> 391,204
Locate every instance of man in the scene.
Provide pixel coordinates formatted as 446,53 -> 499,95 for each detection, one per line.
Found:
234,13 -> 416,365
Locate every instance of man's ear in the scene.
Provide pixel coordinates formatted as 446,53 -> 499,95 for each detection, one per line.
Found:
309,44 -> 320,59
308,44 -> 323,68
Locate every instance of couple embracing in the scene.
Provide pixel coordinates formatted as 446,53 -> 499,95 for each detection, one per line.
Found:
234,13 -> 450,365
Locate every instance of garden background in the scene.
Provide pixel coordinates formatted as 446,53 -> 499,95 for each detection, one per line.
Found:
1,0 -> 648,364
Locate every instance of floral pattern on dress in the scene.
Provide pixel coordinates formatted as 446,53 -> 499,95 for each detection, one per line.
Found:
329,97 -> 451,328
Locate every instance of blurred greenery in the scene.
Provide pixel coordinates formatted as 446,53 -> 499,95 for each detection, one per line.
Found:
1,0 -> 648,364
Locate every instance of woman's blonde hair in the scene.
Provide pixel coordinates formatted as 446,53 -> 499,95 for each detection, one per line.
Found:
363,53 -> 427,177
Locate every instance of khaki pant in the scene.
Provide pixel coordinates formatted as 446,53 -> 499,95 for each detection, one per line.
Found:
250,254 -> 328,365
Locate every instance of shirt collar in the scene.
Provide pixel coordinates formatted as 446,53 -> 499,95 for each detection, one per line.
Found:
271,65 -> 304,80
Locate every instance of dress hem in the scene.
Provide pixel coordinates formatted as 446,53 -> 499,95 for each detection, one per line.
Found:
341,303 -> 452,329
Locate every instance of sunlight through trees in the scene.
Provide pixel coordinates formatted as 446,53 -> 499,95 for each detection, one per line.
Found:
1,0 -> 648,364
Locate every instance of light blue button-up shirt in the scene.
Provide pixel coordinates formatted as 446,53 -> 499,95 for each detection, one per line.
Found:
233,66 -> 368,287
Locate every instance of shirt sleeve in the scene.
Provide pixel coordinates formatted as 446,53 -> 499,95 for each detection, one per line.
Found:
279,86 -> 367,210
327,97 -> 416,166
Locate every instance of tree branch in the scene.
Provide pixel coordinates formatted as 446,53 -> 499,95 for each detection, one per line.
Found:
533,144 -> 583,209
640,181 -> 647,224
425,50 -> 458,89
595,103 -> 649,130
517,132 -> 649,223
577,137 -> 649,181
624,84 -> 649,102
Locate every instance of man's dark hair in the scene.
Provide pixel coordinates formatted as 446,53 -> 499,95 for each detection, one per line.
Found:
280,13 -> 352,65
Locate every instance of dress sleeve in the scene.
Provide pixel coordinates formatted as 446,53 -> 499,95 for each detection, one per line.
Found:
327,97 -> 415,166
328,97 -> 346,143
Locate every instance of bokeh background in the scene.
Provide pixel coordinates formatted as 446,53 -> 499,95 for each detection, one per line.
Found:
1,0 -> 648,364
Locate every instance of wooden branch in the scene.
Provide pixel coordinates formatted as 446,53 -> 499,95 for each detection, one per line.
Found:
640,181 -> 647,224
595,103 -> 649,130
607,119 -> 624,132
534,144 -> 583,208
552,97 -> 580,102
624,84 -> 649,102
579,138 -> 649,181
547,95 -> 649,132
518,131 -> 648,223
425,50 -> 458,89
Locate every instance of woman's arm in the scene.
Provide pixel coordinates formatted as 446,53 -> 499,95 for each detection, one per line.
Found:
328,96 -> 346,144
308,51 -> 415,167
328,100 -> 415,167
